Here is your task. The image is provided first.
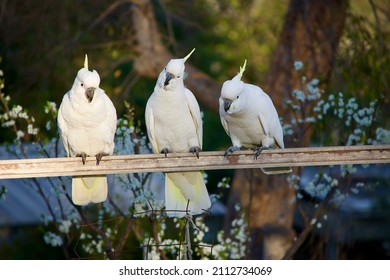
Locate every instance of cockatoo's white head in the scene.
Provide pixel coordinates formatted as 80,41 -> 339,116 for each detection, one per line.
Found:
157,48 -> 195,91
220,59 -> 247,114
72,54 -> 101,103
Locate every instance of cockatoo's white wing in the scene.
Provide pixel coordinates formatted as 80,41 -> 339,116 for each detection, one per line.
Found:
219,104 -> 230,137
145,97 -> 160,154
184,88 -> 203,149
253,87 -> 285,148
252,87 -> 292,174
104,93 -> 117,147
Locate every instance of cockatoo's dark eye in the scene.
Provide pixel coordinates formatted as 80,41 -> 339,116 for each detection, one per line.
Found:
177,76 -> 180,78
237,95 -> 239,99
81,83 -> 84,87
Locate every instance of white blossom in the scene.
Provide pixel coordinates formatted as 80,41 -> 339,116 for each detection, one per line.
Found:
294,61 -> 303,70
292,89 -> 305,102
16,130 -> 24,139
58,220 -> 72,234
27,124 -> 38,135
44,232 -> 63,247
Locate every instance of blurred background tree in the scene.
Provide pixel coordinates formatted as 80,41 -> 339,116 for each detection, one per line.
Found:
0,0 -> 389,259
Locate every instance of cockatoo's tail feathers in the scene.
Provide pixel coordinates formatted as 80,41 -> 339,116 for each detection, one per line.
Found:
183,48 -> 195,62
165,172 -> 211,217
84,54 -> 88,70
72,175 -> 108,205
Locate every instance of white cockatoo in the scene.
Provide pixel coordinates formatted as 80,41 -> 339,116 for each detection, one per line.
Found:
58,55 -> 117,205
145,49 -> 211,217
219,60 -> 292,175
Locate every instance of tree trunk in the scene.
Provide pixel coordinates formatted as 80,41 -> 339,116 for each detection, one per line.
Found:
265,0 -> 348,117
226,0 -> 348,259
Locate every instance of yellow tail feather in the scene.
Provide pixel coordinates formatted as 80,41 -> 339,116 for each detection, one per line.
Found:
165,172 -> 211,217
71,175 -> 108,205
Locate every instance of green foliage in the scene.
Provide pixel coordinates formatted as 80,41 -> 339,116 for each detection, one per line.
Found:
161,0 -> 286,82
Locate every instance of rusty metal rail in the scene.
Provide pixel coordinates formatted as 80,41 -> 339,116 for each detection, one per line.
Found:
0,145 -> 389,179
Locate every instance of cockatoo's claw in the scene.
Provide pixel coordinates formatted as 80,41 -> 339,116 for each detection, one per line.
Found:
95,153 -> 108,166
77,152 -> 88,165
189,146 -> 201,158
161,148 -> 170,157
224,145 -> 240,158
253,146 -> 270,160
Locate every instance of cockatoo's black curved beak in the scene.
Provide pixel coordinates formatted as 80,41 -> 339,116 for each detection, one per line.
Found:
164,73 -> 174,87
223,99 -> 232,112
85,87 -> 95,103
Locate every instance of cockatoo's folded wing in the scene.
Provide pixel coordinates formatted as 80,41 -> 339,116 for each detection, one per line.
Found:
185,88 -> 203,148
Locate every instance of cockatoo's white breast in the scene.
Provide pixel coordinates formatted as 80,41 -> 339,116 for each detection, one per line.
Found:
147,87 -> 200,152
58,75 -> 116,157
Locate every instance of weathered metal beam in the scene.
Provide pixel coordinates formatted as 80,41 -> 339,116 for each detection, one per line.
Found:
0,145 -> 389,179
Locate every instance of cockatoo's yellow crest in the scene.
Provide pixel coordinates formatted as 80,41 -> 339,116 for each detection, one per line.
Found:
239,59 -> 247,77
84,54 -> 88,70
183,48 -> 195,62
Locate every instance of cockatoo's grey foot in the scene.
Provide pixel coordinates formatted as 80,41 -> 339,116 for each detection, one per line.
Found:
253,146 -> 270,160
224,145 -> 240,157
160,148 -> 171,157
189,146 -> 201,159
95,152 -> 108,166
76,152 -> 88,165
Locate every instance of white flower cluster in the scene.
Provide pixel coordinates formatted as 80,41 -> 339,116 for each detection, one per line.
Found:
282,122 -> 294,136
291,79 -> 321,104
143,239 -> 162,260
141,218 -> 182,260
370,127 -> 390,145
211,203 -> 248,260
113,116 -> 161,217
0,95 -> 39,140
43,231 -> 63,247
287,174 -> 301,191
312,92 -> 389,146
132,192 -> 164,217
310,215 -> 327,229
302,173 -> 339,200
140,206 -> 249,260
285,65 -> 323,128
43,101 -> 58,132
58,220 -> 72,234
217,176 -> 231,189
340,164 -> 357,176
294,61 -> 303,71
79,226 -> 115,256
202,172 -> 208,185
44,101 -> 57,114
115,118 -> 150,156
